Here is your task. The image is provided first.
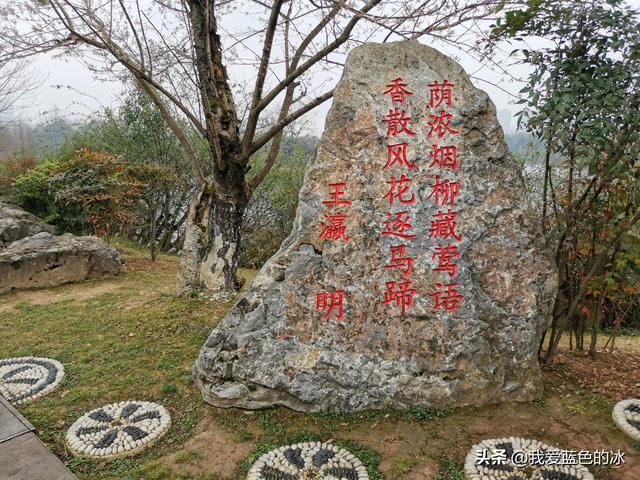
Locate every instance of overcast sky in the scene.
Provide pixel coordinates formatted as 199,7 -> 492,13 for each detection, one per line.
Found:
15,0 -> 640,135
22,42 -> 525,133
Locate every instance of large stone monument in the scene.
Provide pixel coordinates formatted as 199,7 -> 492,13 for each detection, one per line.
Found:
193,41 -> 558,412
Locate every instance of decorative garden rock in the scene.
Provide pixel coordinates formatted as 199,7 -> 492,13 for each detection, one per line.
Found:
0,202 -> 55,249
66,401 -> 171,459
0,232 -> 122,294
194,40 -> 558,412
0,357 -> 65,405
612,398 -> 640,441
464,437 -> 594,480
247,442 -> 368,480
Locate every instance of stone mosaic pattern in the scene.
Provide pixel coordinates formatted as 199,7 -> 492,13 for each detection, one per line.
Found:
247,441 -> 369,480
0,357 -> 65,405
612,399 -> 640,441
464,437 -> 594,480
66,401 -> 171,459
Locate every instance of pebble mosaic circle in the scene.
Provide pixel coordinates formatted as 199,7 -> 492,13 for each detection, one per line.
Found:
612,399 -> 640,441
247,441 -> 369,480
464,437 -> 594,480
0,357 -> 65,405
66,401 -> 171,459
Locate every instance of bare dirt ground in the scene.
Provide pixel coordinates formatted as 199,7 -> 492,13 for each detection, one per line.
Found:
548,350 -> 640,402
0,253 -> 176,313
160,416 -> 254,478
0,279 -> 122,313
1,245 -> 639,479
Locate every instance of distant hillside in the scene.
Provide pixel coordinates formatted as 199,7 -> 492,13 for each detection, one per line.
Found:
504,131 -> 543,156
0,118 -> 75,158
0,123 -> 32,158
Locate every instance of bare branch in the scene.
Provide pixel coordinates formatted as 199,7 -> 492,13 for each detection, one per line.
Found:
241,0 -> 285,155
248,0 -> 297,191
0,0 -> 511,190
138,77 -> 206,187
256,0 -> 382,115
0,59 -> 39,128
251,89 -> 333,156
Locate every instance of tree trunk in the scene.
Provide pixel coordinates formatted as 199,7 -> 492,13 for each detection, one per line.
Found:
150,201 -> 158,262
177,185 -> 213,295
568,325 -> 573,351
589,293 -> 605,358
177,162 -> 248,295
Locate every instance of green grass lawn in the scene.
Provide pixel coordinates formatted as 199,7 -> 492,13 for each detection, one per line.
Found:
1,243 -> 638,480
0,245 -> 234,479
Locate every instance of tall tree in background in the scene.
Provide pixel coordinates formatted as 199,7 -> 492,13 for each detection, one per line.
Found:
66,86 -> 196,255
492,0 -> 640,363
1,0 -> 507,294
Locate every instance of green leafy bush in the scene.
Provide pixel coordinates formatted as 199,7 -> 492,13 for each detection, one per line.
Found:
11,148 -> 177,237
0,155 -> 38,197
10,159 -> 65,224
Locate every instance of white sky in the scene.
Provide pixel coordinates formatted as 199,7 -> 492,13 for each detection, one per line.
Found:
16,0 -> 640,135
23,42 -> 525,133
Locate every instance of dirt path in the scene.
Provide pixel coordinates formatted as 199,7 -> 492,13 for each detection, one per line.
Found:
0,253 -> 177,313
0,281 -> 123,313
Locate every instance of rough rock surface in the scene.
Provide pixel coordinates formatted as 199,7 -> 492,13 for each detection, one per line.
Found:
0,203 -> 55,249
194,41 -> 558,412
0,232 -> 122,294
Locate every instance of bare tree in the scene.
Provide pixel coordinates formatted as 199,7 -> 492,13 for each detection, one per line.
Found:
0,59 -> 36,129
0,0 -> 508,294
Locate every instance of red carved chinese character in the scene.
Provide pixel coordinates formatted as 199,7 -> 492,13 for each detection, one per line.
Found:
382,280 -> 417,316
427,110 -> 458,139
384,77 -> 413,105
383,108 -> 416,137
383,211 -> 417,239
323,182 -> 351,206
384,245 -> 414,276
431,282 -> 464,311
320,214 -> 349,242
429,144 -> 458,171
432,244 -> 460,277
428,80 -> 455,108
428,175 -> 460,206
316,290 -> 344,320
384,174 -> 416,206
385,142 -> 415,170
429,209 -> 462,241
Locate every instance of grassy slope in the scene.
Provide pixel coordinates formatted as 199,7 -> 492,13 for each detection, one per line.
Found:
1,241 -> 638,480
